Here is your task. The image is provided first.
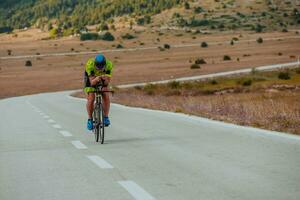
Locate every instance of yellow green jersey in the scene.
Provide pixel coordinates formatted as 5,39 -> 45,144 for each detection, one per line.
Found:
84,58 -> 113,93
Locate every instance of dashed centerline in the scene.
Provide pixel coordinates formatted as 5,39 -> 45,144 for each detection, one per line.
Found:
52,124 -> 62,129
87,155 -> 114,169
47,119 -> 55,123
118,181 -> 156,200
71,140 -> 88,149
59,130 -> 72,137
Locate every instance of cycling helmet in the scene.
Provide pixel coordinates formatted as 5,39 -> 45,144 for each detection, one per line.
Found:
95,54 -> 106,69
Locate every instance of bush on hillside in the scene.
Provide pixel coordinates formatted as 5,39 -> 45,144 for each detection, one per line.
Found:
116,44 -> 124,49
201,42 -> 208,48
121,33 -> 135,40
97,23 -> 109,31
80,33 -> 99,41
99,32 -> 115,41
25,60 -> 32,67
278,72 -> 290,80
195,58 -> 206,64
0,26 -> 13,33
164,44 -> 171,49
242,79 -> 252,86
223,55 -> 231,61
257,37 -> 263,43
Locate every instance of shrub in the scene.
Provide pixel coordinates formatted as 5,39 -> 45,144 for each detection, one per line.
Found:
184,2 -> 190,9
194,6 -> 204,13
143,84 -> 156,95
210,80 -> 218,85
25,60 -> 32,67
278,72 -> 290,80
80,33 -> 99,41
99,32 -> 115,41
97,23 -> 109,31
134,85 -> 142,90
122,33 -> 135,40
257,37 -> 263,43
296,68 -> 300,74
7,50 -> 12,56
230,40 -> 234,45
136,16 -> 151,25
0,26 -> 13,33
190,64 -> 201,69
255,24 -> 264,33
223,55 -> 231,61
167,81 -> 181,89
116,44 -> 124,49
201,42 -> 208,48
164,44 -> 171,49
195,58 -> 206,64
278,52 -> 282,56
242,79 -> 252,86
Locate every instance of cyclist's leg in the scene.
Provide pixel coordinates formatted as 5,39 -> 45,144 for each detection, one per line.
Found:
85,88 -> 95,119
102,86 -> 110,117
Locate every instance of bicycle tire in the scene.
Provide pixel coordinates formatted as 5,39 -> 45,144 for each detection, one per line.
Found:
93,104 -> 100,142
99,104 -> 105,144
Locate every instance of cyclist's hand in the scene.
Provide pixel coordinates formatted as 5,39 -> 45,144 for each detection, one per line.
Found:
96,76 -> 103,83
101,76 -> 109,85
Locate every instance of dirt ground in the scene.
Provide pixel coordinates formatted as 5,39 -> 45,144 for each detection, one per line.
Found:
0,28 -> 300,99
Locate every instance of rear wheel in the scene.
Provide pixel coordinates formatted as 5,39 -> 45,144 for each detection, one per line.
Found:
99,104 -> 105,144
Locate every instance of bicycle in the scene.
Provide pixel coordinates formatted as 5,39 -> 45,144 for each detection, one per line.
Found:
92,83 -> 113,144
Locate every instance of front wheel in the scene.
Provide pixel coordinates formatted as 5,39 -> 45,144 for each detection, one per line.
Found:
93,103 -> 105,144
93,104 -> 100,142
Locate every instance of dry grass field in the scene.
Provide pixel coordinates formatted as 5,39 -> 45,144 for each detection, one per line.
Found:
107,68 -> 300,135
0,28 -> 299,99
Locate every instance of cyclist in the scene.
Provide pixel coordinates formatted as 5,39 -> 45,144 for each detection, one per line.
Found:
84,54 -> 113,130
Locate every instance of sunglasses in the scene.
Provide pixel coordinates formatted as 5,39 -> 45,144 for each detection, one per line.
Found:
95,61 -> 106,69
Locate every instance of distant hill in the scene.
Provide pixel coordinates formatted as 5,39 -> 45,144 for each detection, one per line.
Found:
0,0 -> 182,29
0,0 -> 299,33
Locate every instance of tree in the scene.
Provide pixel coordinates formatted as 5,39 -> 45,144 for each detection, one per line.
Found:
49,28 -> 59,38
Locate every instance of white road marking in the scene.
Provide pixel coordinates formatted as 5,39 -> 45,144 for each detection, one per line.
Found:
47,119 -> 55,123
43,115 -> 50,119
118,181 -> 155,200
52,124 -> 62,129
71,141 -> 88,149
59,130 -> 72,137
87,155 -> 114,169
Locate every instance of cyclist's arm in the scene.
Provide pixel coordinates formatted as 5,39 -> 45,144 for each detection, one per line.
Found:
89,76 -> 102,86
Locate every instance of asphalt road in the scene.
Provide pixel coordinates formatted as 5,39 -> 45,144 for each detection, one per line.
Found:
1,91 -> 300,200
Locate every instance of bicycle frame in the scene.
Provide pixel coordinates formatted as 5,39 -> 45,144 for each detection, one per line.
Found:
92,84 -> 113,144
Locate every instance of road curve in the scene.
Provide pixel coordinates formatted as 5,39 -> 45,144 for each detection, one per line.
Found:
0,91 -> 300,200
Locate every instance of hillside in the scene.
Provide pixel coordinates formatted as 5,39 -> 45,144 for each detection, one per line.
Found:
0,0 -> 299,34
0,0 -> 182,30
